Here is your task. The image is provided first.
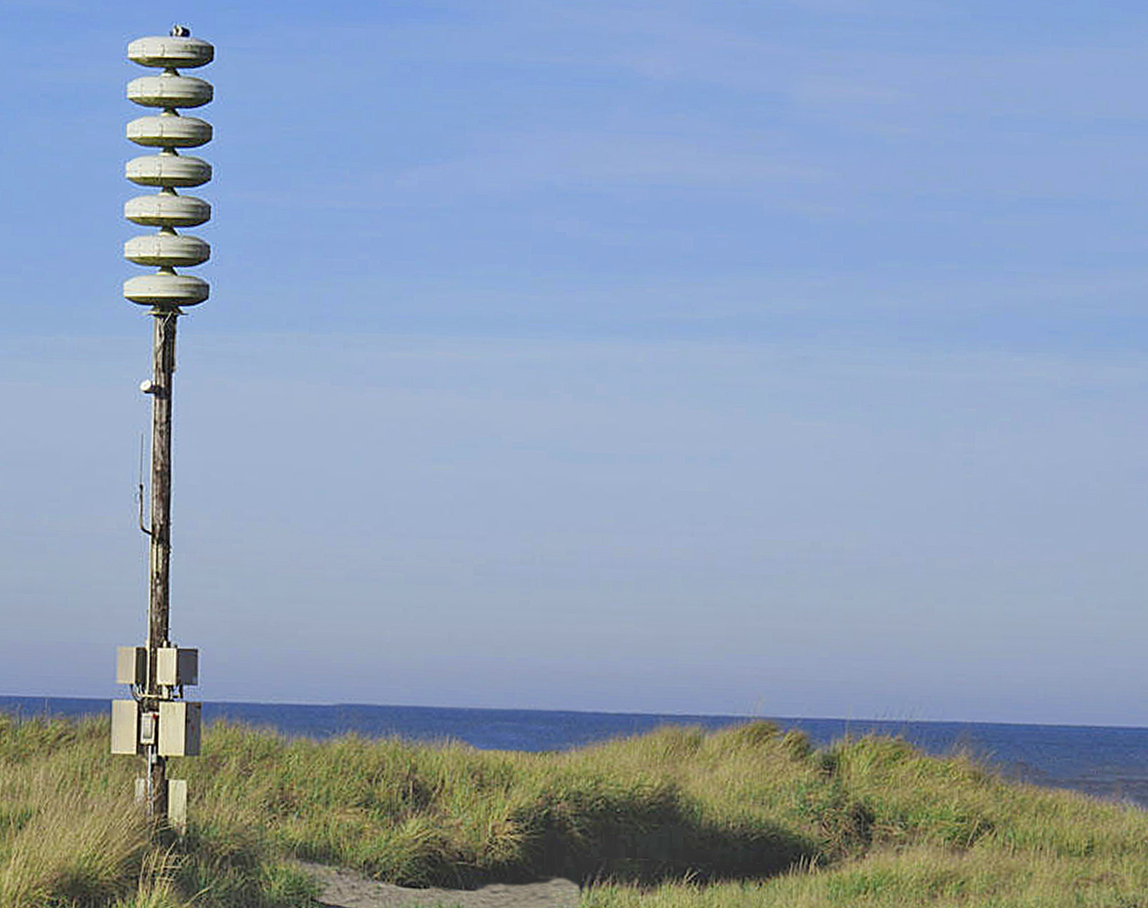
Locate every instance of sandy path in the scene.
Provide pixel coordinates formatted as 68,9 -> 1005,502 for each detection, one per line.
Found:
297,862 -> 582,908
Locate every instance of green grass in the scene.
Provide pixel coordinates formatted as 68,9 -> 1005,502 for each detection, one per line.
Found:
2,711 -> 1147,906
0,713 -> 316,908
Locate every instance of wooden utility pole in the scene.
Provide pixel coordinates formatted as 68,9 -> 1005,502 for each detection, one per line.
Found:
145,309 -> 178,820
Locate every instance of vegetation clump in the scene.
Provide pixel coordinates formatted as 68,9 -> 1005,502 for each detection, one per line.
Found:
2,711 -> 1147,906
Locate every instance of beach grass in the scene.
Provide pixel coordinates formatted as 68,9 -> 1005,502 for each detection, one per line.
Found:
1,711 -> 1146,906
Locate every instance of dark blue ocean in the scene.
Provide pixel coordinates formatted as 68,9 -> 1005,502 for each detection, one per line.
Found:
3,696 -> 1147,809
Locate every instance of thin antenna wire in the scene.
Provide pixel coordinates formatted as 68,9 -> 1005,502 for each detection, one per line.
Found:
138,431 -> 152,537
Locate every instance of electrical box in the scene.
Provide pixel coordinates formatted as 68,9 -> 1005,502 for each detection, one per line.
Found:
140,711 -> 158,745
156,647 -> 198,686
111,700 -> 140,754
158,701 -> 201,756
116,646 -> 147,685
168,779 -> 188,834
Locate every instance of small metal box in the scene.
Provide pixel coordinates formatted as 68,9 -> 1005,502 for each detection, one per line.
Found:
116,646 -> 147,685
140,710 -> 158,745
111,700 -> 140,754
158,701 -> 201,756
168,779 -> 188,833
156,647 -> 198,686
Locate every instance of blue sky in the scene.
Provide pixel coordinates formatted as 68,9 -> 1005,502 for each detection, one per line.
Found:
2,0 -> 1147,725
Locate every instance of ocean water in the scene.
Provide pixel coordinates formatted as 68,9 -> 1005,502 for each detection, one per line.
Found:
3,696 -> 1147,809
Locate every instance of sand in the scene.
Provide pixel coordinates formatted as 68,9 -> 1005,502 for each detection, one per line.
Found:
297,861 -> 582,908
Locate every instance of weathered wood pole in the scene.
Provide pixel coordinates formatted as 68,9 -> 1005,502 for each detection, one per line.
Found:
146,308 -> 178,821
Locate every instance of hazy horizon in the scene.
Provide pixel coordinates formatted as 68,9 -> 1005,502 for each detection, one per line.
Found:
7,693 -> 1148,731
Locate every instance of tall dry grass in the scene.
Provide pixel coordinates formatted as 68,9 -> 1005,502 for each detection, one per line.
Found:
0,712 -> 315,908
582,732 -> 1148,908
4,711 -> 1148,907
0,715 -> 147,907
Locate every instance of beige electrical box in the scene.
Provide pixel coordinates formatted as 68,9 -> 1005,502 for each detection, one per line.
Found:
116,646 -> 147,685
111,700 -> 140,754
158,701 -> 201,756
168,779 -> 188,833
140,711 -> 158,746
156,647 -> 198,686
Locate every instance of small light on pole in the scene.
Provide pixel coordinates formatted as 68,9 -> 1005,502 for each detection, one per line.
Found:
111,24 -> 213,833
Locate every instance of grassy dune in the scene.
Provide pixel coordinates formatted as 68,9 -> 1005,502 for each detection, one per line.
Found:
1,712 -> 1146,907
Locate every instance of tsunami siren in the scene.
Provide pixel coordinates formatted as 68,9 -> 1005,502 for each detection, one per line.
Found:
123,28 -> 214,307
